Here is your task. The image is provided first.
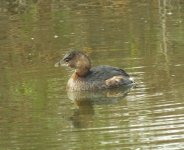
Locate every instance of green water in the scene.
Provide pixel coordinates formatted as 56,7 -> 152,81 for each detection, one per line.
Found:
0,0 -> 184,150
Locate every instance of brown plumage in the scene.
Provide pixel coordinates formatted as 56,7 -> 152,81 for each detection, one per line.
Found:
61,51 -> 134,91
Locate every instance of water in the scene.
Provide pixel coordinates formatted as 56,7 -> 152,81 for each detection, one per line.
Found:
0,0 -> 184,150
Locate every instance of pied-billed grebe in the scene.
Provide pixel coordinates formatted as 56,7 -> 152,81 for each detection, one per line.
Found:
61,51 -> 134,91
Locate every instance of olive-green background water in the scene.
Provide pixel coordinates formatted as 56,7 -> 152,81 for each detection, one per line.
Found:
0,0 -> 184,150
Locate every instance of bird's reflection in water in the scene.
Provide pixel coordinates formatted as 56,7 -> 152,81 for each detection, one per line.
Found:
69,98 -> 94,128
68,86 -> 132,128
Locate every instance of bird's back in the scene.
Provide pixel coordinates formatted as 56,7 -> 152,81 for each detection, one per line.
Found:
85,65 -> 129,81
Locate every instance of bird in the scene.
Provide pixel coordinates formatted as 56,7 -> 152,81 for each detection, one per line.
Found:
60,51 -> 134,91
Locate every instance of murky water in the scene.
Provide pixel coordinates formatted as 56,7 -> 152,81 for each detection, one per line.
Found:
0,0 -> 184,150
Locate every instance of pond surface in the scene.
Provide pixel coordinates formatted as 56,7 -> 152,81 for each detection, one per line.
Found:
0,0 -> 184,150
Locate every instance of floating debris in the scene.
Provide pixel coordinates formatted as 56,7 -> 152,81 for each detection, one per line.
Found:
167,12 -> 172,15
175,64 -> 182,67
179,20 -> 182,23
54,35 -> 59,38
59,20 -> 64,23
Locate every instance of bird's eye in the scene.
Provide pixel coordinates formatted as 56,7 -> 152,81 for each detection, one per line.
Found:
63,51 -> 76,62
66,58 -> 70,62
64,58 -> 70,62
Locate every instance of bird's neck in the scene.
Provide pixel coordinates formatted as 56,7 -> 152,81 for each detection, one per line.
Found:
75,67 -> 90,77
75,56 -> 91,77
